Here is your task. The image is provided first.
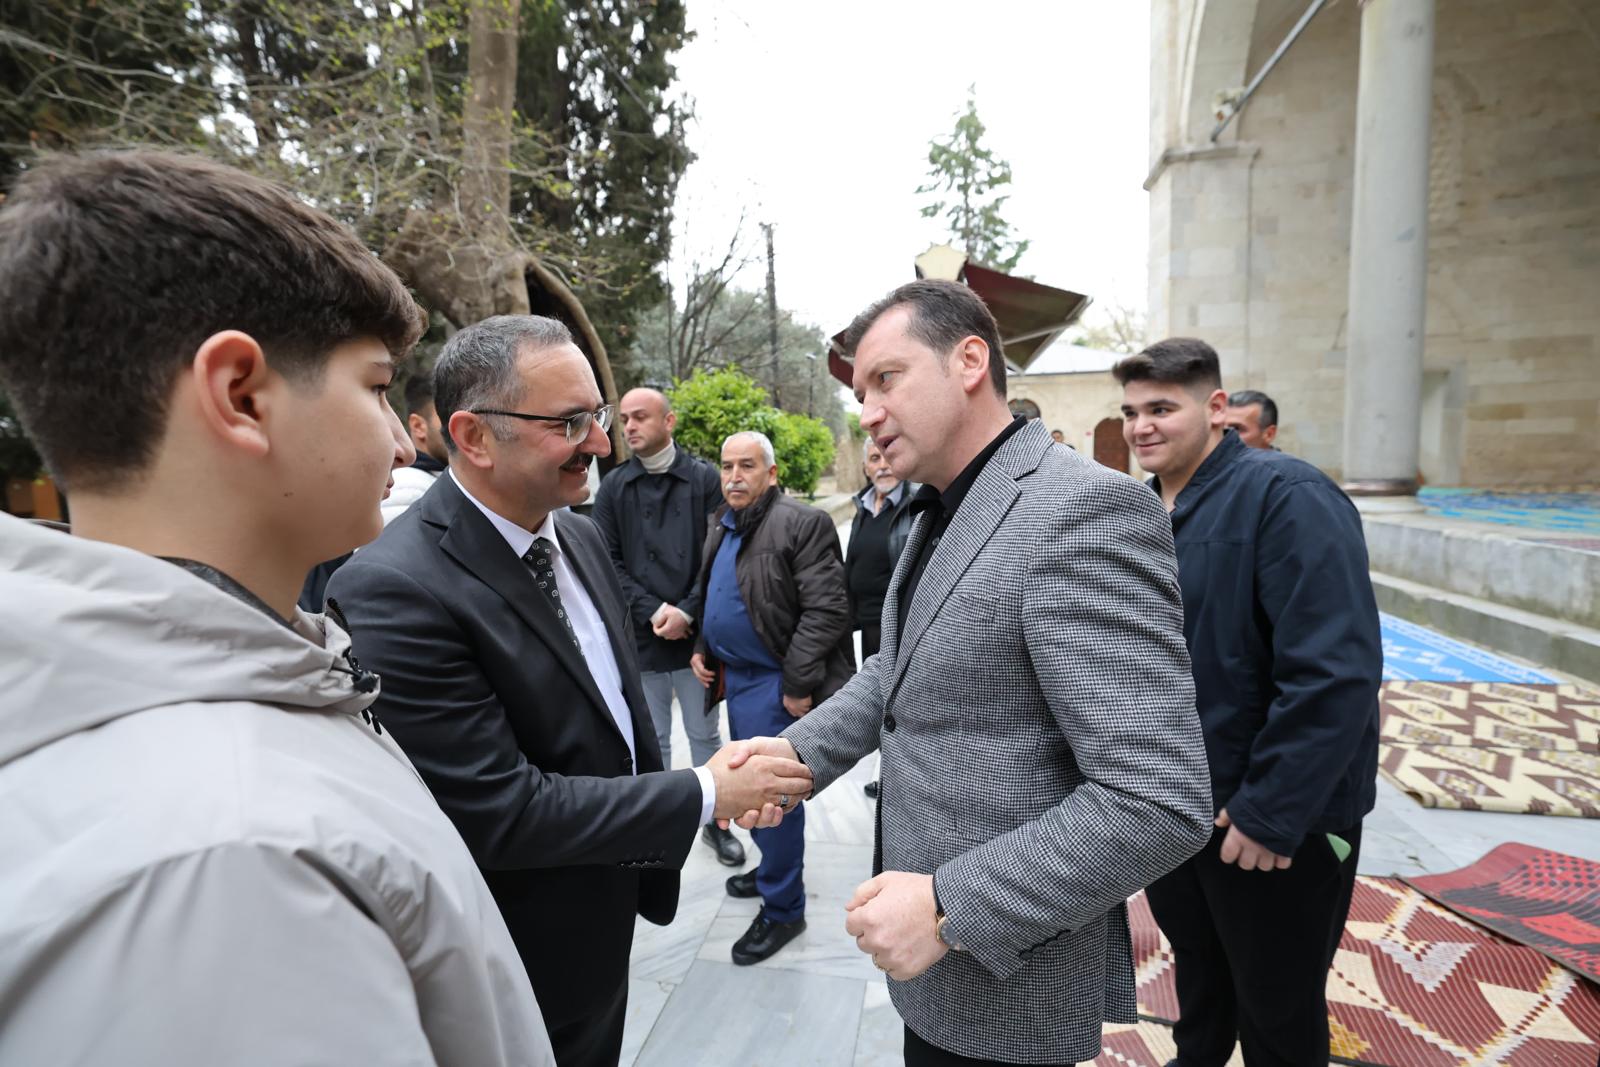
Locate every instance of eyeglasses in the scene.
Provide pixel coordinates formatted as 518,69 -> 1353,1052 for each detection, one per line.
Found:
470,404 -> 614,444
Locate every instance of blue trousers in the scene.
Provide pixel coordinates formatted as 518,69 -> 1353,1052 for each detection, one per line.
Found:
724,664 -> 805,923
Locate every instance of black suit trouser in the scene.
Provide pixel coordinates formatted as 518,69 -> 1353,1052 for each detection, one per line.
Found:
1144,821 -> 1362,1067
491,867 -> 640,1067
543,980 -> 627,1067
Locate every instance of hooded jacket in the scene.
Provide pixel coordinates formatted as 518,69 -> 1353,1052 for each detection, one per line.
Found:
0,513 -> 554,1066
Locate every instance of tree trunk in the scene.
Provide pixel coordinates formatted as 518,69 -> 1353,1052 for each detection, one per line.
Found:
527,258 -> 625,456
386,0 -> 529,325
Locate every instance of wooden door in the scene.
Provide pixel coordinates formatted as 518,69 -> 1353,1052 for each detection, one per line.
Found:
1093,417 -> 1129,473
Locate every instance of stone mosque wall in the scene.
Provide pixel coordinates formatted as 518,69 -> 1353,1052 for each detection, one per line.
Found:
1147,0 -> 1600,487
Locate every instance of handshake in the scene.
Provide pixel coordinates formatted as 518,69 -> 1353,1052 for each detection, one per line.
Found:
703,736 -> 808,830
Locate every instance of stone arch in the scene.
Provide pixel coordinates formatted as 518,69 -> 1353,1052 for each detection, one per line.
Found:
1179,0 -> 1264,145
1008,398 -> 1043,421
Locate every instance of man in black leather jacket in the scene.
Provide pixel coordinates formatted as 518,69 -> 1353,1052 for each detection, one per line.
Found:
690,430 -> 854,965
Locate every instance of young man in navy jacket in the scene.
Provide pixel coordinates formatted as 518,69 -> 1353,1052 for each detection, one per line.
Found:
1115,338 -> 1382,1067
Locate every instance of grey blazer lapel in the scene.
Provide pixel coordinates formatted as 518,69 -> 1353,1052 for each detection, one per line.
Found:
878,508 -> 933,693
891,469 -> 1020,696
889,421 -> 1054,696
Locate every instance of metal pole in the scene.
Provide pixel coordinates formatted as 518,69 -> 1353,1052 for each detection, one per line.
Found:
762,222 -> 780,402
1210,0 -> 1331,142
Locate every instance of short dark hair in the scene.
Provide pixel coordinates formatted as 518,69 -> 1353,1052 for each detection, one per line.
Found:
841,279 -> 1007,398
0,150 -> 425,492
1111,337 -> 1223,394
1227,388 -> 1278,429
403,372 -> 436,417
432,315 -> 574,451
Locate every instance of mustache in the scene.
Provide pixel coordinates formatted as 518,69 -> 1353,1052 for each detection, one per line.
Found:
561,453 -> 593,470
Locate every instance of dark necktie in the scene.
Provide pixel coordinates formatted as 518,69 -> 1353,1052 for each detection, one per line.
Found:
523,537 -> 582,654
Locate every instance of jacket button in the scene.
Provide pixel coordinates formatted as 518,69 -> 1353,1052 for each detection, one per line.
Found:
621,756 -> 634,772
648,551 -> 657,561
884,713 -> 897,732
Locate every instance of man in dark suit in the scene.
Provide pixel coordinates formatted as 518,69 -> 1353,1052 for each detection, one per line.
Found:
591,387 -> 744,867
326,315 -> 812,1066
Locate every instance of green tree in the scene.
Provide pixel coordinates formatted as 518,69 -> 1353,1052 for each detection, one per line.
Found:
766,410 -> 836,498
629,218 -> 844,431
0,0 -> 214,177
667,367 -> 835,496
0,0 -> 691,368
666,367 -> 770,465
634,285 -> 841,428
916,88 -> 1029,272
514,0 -> 693,368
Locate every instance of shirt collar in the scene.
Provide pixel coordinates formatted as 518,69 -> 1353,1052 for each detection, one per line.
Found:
858,481 -> 905,511
449,468 -> 553,560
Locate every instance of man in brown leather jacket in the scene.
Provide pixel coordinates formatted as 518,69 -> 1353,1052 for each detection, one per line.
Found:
691,430 -> 854,965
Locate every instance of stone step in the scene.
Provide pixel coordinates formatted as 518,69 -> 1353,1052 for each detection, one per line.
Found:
1370,569 -> 1600,685
1360,510 -> 1600,630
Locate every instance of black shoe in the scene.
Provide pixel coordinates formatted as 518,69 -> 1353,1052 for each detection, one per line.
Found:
726,870 -> 759,898
863,780 -> 879,799
702,823 -> 746,867
731,913 -> 806,966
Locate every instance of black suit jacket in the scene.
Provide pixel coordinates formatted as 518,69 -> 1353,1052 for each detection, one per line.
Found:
325,472 -> 703,1037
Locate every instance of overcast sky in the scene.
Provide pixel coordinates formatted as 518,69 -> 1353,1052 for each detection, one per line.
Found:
666,1 -> 1153,341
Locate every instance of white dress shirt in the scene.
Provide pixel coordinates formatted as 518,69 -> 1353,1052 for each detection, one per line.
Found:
450,472 -> 715,825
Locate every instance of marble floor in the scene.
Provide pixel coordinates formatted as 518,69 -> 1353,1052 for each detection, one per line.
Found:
621,520 -> 1600,1065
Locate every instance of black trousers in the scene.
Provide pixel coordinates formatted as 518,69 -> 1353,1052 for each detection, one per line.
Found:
861,623 -> 882,660
542,977 -> 626,1066
904,1026 -> 1073,1067
1144,821 -> 1362,1067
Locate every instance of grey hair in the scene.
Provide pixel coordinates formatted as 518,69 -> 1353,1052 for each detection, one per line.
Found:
433,315 -> 574,450
862,436 -> 882,461
723,430 -> 776,468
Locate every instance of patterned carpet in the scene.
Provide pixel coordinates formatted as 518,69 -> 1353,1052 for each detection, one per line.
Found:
1102,878 -> 1600,1067
1377,681 -> 1600,817
1408,845 -> 1600,986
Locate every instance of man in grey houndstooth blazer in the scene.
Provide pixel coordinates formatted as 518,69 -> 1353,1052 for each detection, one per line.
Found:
746,281 -> 1212,1066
